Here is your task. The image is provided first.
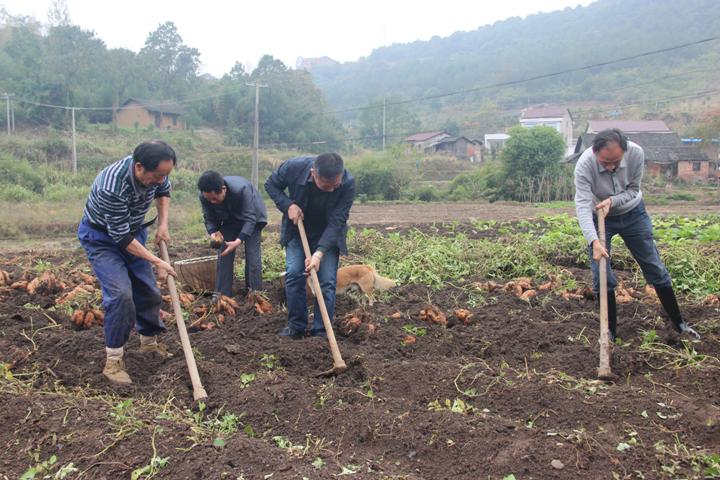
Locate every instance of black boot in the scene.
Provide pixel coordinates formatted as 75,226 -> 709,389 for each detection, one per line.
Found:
608,289 -> 617,343
654,285 -> 700,340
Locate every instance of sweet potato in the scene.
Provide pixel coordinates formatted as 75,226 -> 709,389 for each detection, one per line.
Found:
71,309 -> 85,327
27,270 -> 65,295
254,297 -> 272,314
221,295 -> 240,310
389,311 -> 402,320
519,289 -> 537,301
179,292 -> 196,307
83,311 -> 95,329
0,270 -> 11,286
702,294 -> 720,307
56,284 -> 95,305
538,281 -> 554,292
11,281 -> 28,290
454,309 -> 474,325
92,309 -> 105,325
419,305 -> 447,326
516,277 -> 533,290
402,335 -> 416,346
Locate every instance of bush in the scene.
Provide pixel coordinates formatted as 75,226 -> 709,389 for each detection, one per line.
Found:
0,184 -> 37,202
447,161 -> 504,201
43,184 -> 88,202
413,185 -> 440,202
0,157 -> 46,193
38,137 -> 71,162
350,157 -> 408,200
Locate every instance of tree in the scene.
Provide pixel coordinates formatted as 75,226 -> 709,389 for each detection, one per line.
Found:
499,125 -> 567,200
139,22 -> 200,96
47,0 -> 71,27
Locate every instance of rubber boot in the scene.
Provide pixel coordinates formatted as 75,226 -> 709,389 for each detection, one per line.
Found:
654,285 -> 700,340
103,347 -> 132,385
608,289 -> 617,343
139,334 -> 174,358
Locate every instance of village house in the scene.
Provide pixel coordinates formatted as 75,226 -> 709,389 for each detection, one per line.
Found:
116,98 -> 185,130
520,106 -> 574,154
425,136 -> 483,162
403,131 -> 482,161
403,131 -> 452,151
568,120 -> 711,183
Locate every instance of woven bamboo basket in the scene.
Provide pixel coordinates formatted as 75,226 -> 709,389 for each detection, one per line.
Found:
174,256 -> 217,292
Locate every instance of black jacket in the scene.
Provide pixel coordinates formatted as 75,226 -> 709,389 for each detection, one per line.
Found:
265,156 -> 355,254
200,176 -> 267,240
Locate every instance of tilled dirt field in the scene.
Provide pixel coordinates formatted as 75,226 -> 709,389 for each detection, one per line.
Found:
0,232 -> 719,479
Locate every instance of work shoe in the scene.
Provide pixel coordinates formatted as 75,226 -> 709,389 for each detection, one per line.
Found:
103,358 -> 132,385
279,326 -> 305,339
139,335 -> 174,358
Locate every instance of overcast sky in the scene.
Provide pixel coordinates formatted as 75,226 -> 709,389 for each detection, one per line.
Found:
4,0 -> 594,76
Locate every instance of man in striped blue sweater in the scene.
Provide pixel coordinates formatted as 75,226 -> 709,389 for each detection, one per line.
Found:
78,140 -> 178,385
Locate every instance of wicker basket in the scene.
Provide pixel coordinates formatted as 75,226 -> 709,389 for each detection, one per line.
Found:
174,256 -> 217,293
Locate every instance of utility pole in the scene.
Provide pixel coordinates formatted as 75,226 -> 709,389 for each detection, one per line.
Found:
10,95 -> 14,133
3,93 -> 9,135
71,107 -> 77,174
382,96 -> 386,152
246,82 -> 268,189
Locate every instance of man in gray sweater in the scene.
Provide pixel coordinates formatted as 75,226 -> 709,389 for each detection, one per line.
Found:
574,128 -> 700,342
198,171 -> 267,296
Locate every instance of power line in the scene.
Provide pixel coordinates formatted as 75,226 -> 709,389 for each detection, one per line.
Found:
260,85 -> 720,149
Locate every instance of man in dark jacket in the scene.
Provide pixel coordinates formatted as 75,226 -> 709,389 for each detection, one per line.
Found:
198,171 -> 268,295
265,153 -> 355,338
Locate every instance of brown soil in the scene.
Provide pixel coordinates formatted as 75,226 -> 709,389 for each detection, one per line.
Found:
0,232 -> 719,479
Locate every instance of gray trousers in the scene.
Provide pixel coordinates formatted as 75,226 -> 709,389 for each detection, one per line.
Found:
215,224 -> 263,296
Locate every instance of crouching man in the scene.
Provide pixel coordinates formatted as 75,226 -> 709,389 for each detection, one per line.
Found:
197,171 -> 267,296
78,140 -> 178,385
265,153 -> 355,338
574,128 -> 700,342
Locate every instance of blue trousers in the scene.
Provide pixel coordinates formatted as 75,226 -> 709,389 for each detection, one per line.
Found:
284,237 -> 339,335
590,201 -> 672,293
215,223 -> 263,295
78,219 -> 165,348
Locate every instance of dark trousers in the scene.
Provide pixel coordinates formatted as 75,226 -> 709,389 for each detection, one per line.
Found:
215,223 -> 263,295
589,201 -> 672,293
284,237 -> 339,335
78,219 -> 165,348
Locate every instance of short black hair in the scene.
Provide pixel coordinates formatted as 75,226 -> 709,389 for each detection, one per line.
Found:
197,170 -> 225,193
133,140 -> 177,170
592,128 -> 628,153
314,153 -> 344,179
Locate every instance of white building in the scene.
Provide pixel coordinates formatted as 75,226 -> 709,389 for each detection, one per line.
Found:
520,106 -> 574,154
484,133 -> 511,153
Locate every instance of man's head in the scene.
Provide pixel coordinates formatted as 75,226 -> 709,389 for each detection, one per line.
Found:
311,153 -> 344,192
197,170 -> 227,204
133,140 -> 176,187
592,129 -> 628,172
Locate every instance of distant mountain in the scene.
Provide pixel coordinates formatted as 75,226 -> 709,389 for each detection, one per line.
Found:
308,0 -> 720,122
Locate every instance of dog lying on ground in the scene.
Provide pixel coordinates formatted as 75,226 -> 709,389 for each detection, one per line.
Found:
280,265 -> 396,305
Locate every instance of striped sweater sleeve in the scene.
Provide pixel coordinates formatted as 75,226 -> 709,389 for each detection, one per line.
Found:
96,189 -> 134,248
